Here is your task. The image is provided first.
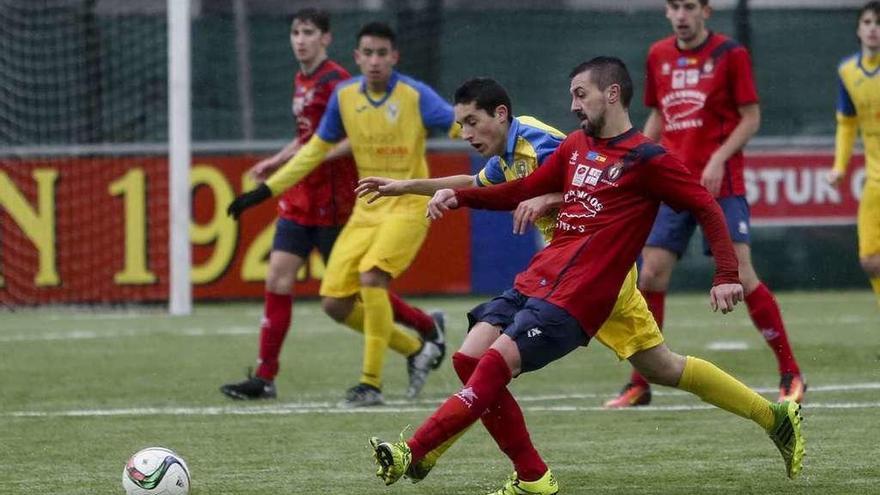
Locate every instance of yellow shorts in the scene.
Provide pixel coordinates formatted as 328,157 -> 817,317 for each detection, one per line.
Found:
593,265 -> 665,360
319,214 -> 429,298
858,181 -> 880,258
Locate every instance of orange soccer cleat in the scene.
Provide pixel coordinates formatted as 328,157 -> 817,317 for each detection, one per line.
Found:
603,382 -> 652,408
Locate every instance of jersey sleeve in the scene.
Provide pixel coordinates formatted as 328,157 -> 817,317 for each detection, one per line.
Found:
415,81 -> 456,134
643,51 -> 658,109
728,46 -> 759,106
315,88 -> 346,143
476,156 -> 507,186
836,73 -> 857,117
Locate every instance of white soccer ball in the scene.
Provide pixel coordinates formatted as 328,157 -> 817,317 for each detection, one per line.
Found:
121,447 -> 191,495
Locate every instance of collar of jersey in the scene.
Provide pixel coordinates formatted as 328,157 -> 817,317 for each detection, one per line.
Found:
675,30 -> 714,54
857,52 -> 880,77
359,71 -> 400,107
501,116 -> 523,164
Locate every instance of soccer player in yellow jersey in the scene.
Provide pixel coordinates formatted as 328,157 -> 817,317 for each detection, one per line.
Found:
828,1 -> 880,308
228,22 -> 456,407
355,77 -> 565,243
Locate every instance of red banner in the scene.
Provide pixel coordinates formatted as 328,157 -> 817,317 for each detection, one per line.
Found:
745,151 -> 865,226
1,153 -> 471,304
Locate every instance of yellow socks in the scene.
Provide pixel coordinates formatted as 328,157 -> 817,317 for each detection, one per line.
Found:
870,278 -> 880,308
360,287 -> 396,389
343,300 -> 421,357
677,356 -> 775,431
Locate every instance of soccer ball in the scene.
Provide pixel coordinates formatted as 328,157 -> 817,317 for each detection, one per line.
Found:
122,447 -> 191,495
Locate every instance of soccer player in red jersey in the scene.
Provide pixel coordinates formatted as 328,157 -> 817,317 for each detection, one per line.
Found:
368,57 -> 805,493
220,9 -> 444,401
605,0 -> 806,408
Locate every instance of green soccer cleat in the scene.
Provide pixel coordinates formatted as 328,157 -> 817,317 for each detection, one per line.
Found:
369,436 -> 412,486
488,470 -> 559,495
767,400 -> 805,479
405,450 -> 437,483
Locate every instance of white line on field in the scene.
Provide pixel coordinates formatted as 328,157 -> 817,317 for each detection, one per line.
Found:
5,383 -> 880,418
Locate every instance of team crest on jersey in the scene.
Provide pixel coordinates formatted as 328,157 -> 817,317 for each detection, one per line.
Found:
385,101 -> 399,122
702,59 -> 714,74
514,159 -> 528,178
604,162 -> 624,182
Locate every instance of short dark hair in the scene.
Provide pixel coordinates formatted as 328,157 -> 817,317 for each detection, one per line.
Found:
859,1 -> 880,22
569,56 -> 634,108
453,78 -> 513,123
666,0 -> 709,6
357,22 -> 396,48
291,8 -> 330,33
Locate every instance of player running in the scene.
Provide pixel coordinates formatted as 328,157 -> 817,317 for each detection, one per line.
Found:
369,56 -> 804,493
227,22 -> 454,407
605,0 -> 806,408
827,1 -> 880,308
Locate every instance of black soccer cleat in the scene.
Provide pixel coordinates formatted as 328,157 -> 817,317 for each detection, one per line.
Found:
219,370 -> 277,400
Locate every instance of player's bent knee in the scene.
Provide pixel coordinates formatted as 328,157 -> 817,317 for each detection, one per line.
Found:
321,297 -> 352,322
860,255 -> 880,276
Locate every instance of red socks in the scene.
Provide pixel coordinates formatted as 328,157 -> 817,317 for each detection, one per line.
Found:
255,291 -> 293,381
452,353 -> 547,481
387,291 -> 436,338
408,349 -> 511,461
745,283 -> 800,375
631,290 -> 666,388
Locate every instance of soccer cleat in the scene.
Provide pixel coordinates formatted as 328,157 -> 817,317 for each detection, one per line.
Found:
767,400 -> 805,479
487,470 -> 559,495
603,382 -> 652,408
428,310 -> 447,369
340,383 -> 384,408
778,373 -> 807,403
406,341 -> 442,399
219,370 -> 277,400
370,436 -> 412,486
404,449 -> 437,483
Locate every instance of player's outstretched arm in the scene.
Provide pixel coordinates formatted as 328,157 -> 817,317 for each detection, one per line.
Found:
426,189 -> 459,220
356,175 -> 475,203
827,114 -> 858,187
227,183 -> 271,220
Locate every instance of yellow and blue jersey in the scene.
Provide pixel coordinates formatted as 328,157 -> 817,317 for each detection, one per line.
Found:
267,71 -> 456,224
317,71 -> 456,221
835,52 -> 880,184
474,116 -> 565,241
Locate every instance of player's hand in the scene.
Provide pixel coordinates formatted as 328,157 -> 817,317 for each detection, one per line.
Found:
227,183 -> 271,220
701,154 -> 725,196
355,177 -> 404,204
513,195 -> 554,235
426,188 -> 458,220
709,283 -> 744,314
826,169 -> 845,187
249,159 -> 282,182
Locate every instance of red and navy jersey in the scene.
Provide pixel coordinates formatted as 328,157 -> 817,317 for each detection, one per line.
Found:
280,59 -> 357,226
455,128 -> 739,336
644,32 -> 759,197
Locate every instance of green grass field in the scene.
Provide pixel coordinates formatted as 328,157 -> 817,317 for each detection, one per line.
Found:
1,291 -> 878,494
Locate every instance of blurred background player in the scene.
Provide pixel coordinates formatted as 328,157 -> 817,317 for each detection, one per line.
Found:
605,0 -> 806,408
227,21 -> 455,407
355,77 -> 564,242
827,1 -> 880,309
370,57 -> 804,492
221,12 -> 444,401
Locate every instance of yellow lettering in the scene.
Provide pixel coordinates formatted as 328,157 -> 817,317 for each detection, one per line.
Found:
0,169 -> 59,286
190,165 -> 236,284
108,169 -> 157,284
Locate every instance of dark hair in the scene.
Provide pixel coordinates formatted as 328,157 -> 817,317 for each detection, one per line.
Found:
859,1 -> 880,23
291,8 -> 330,33
453,78 -> 513,123
568,56 -> 634,108
666,0 -> 709,6
357,22 -> 396,48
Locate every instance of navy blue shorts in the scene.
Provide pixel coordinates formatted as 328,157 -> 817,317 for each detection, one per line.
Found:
467,289 -> 587,374
272,218 -> 342,261
645,195 -> 751,257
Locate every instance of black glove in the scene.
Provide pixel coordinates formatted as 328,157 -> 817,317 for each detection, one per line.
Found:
227,183 -> 271,219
